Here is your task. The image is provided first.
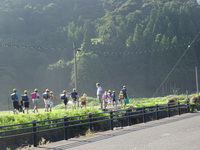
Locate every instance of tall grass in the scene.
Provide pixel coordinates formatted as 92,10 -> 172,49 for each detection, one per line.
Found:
0,93 -> 199,126
129,93 -> 196,107
0,108 -> 103,126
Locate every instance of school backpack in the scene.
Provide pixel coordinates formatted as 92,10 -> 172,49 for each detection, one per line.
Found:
21,95 -> 28,101
111,93 -> 116,99
102,93 -> 108,99
107,93 -> 111,98
122,88 -> 127,95
119,93 -> 124,99
11,93 -> 17,100
71,92 -> 77,98
42,93 -> 50,99
60,94 -> 67,100
31,92 -> 37,99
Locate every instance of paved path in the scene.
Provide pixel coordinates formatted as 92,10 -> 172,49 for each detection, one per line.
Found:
31,112 -> 200,150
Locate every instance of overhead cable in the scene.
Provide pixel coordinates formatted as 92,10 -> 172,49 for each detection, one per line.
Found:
152,30 -> 200,98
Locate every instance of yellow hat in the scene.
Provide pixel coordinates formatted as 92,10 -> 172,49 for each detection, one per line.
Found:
45,89 -> 50,92
50,91 -> 53,94
24,90 -> 28,94
34,89 -> 38,92
63,90 -> 67,93
83,93 -> 87,97
123,85 -> 126,88
13,88 -> 17,92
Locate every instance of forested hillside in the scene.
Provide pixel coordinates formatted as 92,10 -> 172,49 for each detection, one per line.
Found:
0,0 -> 200,110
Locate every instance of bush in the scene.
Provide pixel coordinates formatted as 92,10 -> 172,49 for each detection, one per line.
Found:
190,95 -> 200,104
167,96 -> 178,103
0,108 -> 103,127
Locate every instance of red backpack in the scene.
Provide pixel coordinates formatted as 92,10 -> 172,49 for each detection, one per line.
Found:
31,92 -> 37,99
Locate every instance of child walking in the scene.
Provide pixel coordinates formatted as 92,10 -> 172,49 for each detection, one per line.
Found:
102,91 -> 108,109
21,90 -> 30,114
80,93 -> 87,109
118,91 -> 125,108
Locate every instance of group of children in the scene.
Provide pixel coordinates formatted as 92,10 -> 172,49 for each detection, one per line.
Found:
10,88 -> 87,114
102,86 -> 128,109
59,89 -> 87,109
10,88 -> 55,114
10,85 -> 128,114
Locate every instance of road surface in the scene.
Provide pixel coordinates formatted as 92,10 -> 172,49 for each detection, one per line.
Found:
31,112 -> 200,150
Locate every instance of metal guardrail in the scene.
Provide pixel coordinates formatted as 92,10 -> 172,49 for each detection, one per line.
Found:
0,101 -> 191,147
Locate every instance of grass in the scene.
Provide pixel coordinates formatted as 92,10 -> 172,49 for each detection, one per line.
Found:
1,93 -> 199,126
0,107 -> 104,126
130,93 -> 194,107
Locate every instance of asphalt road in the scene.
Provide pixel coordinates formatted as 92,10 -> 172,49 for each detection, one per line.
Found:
31,112 -> 200,150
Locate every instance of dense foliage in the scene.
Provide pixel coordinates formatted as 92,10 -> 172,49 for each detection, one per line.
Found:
0,0 -> 200,110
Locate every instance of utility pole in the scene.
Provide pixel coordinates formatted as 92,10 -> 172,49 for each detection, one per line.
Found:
73,42 -> 81,107
73,42 -> 77,92
195,66 -> 199,95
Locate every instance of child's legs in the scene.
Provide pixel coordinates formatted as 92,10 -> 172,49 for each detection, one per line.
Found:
35,103 -> 38,109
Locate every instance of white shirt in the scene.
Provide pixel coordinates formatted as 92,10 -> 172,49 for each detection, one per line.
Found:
97,86 -> 102,95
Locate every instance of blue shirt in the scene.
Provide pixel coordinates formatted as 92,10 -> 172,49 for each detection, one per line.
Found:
71,92 -> 78,98
12,92 -> 19,101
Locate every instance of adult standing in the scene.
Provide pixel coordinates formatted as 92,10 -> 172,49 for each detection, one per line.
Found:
10,88 -> 20,114
121,85 -> 128,98
121,85 -> 128,105
71,88 -> 78,109
31,89 -> 40,113
96,83 -> 103,109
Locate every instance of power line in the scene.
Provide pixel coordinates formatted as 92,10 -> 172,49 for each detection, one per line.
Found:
0,41 -> 198,56
0,43 -> 69,51
152,30 -> 200,98
92,44 -> 187,56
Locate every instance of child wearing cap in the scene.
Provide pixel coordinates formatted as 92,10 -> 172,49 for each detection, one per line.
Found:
71,88 -> 78,109
10,88 -> 20,114
49,91 -> 56,112
102,91 -> 108,109
60,90 -> 68,109
42,89 -> 51,112
31,89 -> 40,113
112,91 -> 117,106
21,90 -> 30,114
80,93 -> 87,109
118,91 -> 125,108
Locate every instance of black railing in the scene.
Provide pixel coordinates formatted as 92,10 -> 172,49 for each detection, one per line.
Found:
0,101 -> 192,147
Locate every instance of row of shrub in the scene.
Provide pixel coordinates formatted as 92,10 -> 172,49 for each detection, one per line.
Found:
132,93 -> 200,107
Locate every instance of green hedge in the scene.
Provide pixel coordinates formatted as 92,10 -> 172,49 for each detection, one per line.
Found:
0,108 -> 103,126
